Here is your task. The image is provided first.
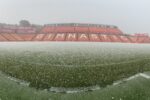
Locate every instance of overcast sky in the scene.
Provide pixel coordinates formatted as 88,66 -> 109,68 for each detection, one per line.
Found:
0,0 -> 150,34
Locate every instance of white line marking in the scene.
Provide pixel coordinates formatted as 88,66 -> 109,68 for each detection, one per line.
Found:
139,73 -> 150,79
125,74 -> 140,81
113,73 -> 150,86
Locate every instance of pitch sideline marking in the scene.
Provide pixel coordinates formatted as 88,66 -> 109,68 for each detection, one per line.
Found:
113,73 -> 150,86
139,73 -> 150,79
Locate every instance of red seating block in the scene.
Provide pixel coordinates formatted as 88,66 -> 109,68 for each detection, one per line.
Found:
10,33 -> 24,41
43,33 -> 56,41
78,33 -> 89,41
89,34 -> 101,41
75,27 -> 89,33
108,35 -> 121,42
0,34 -> 7,41
55,26 -> 75,33
66,33 -> 77,41
42,26 -> 55,33
118,36 -> 131,43
99,34 -> 112,42
54,33 -> 66,41
1,33 -> 16,41
33,34 -> 46,41
18,34 -> 36,41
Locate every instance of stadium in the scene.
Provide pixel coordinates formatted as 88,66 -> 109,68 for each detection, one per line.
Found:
1,0 -> 150,99
0,23 -> 150,43
1,22 -> 150,100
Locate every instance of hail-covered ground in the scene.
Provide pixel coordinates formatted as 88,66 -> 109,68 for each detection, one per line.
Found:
0,42 -> 150,100
0,42 -> 150,65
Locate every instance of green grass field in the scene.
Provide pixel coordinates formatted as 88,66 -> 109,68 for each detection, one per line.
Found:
0,42 -> 150,100
1,71 -> 150,100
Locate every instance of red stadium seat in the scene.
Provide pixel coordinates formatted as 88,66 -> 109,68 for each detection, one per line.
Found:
108,35 -> 122,42
66,33 -> 77,41
117,36 -> 131,43
89,27 -> 106,33
10,33 -> 24,41
43,33 -> 56,41
42,26 -> 55,33
1,29 -> 16,33
33,34 -> 46,41
89,34 -> 101,41
0,34 -> 7,41
55,26 -> 75,33
75,27 -> 89,33
142,37 -> 150,43
1,33 -> 16,41
136,36 -> 149,43
18,34 -> 36,41
78,33 -> 89,41
54,33 -> 66,41
99,34 -> 112,42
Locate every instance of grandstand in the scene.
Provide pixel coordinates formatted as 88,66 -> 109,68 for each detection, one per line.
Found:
0,23 -> 150,43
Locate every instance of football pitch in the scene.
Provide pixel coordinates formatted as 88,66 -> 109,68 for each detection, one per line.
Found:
0,42 -> 150,100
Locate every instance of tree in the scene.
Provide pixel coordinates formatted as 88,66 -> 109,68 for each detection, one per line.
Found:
19,20 -> 31,27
